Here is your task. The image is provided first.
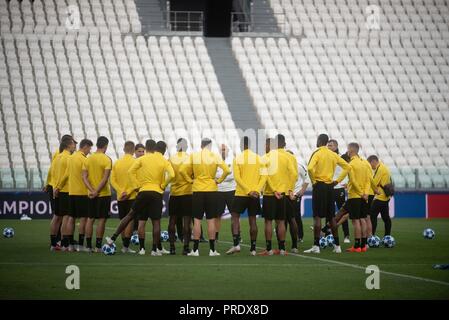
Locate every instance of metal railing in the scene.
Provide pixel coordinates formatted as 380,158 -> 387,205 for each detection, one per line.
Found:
231,12 -> 288,36
165,11 -> 203,33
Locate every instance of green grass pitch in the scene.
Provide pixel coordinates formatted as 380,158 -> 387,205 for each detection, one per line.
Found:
0,218 -> 448,299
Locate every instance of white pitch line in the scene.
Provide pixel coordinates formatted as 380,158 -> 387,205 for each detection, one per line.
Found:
106,227 -> 449,287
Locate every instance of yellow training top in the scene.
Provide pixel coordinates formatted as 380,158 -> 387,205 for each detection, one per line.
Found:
82,152 -> 112,197
336,155 -> 370,199
45,149 -> 60,187
54,150 -> 71,193
308,146 -> 351,184
111,154 -> 137,201
233,149 -> 267,197
373,162 -> 392,201
128,152 -> 175,194
169,152 -> 193,196
68,151 -> 88,196
265,149 -> 298,194
187,148 -> 230,192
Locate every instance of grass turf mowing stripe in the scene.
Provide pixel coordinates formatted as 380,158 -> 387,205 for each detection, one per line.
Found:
103,227 -> 449,287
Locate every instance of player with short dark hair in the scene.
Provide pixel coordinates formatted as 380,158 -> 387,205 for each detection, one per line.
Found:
186,138 -> 230,256
111,141 -> 137,253
50,136 -> 76,251
168,138 -> 193,255
128,140 -> 174,256
82,136 -> 112,252
66,139 -> 93,252
226,136 -> 267,256
368,155 -> 393,237
260,135 -> 297,256
304,134 -> 350,254
106,139 -> 157,246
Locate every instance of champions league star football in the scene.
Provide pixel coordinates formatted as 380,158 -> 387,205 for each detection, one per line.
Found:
0,0 -> 448,307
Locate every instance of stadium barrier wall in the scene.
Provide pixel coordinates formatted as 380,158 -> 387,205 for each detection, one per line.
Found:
0,191 -> 448,219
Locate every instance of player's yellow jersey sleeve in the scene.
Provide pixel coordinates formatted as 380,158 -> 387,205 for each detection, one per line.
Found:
68,151 -> 88,196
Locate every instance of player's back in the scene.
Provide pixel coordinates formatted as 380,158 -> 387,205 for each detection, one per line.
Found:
169,151 -> 192,195
84,152 -> 112,196
134,152 -> 171,193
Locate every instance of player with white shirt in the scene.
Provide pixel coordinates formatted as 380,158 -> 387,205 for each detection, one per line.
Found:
288,152 -> 310,246
216,144 -> 236,242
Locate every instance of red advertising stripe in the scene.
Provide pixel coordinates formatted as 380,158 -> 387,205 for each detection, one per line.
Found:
427,194 -> 449,218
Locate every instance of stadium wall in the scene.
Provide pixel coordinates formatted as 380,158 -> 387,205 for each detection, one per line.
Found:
0,191 -> 448,219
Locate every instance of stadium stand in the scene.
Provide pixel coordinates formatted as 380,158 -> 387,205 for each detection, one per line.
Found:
0,0 -> 448,190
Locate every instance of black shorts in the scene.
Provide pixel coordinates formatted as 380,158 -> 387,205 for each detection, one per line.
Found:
347,198 -> 363,220
133,191 -> 163,221
192,192 -> 219,220
231,196 -> 261,216
58,192 -> 70,216
69,195 -> 88,218
47,185 -> 59,216
117,199 -> 135,220
262,195 -> 286,221
361,198 -> 370,219
88,196 -> 111,219
312,182 -> 335,219
286,197 -> 298,220
217,191 -> 235,215
168,195 -> 192,217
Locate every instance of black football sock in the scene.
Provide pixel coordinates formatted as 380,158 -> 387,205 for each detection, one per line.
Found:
209,239 -> 215,251
56,229 -> 61,243
314,237 -> 320,246
354,238 -> 361,248
123,237 -> 130,248
233,234 -> 239,246
334,236 -> 340,246
152,244 -> 157,252
62,236 -> 69,248
139,238 -> 145,250
170,239 -> 175,250
69,235 -> 75,246
266,240 -> 272,251
86,237 -> 92,248
111,234 -> 118,241
279,240 -> 286,251
238,233 -> 241,243
250,240 -> 256,251
361,237 -> 367,248
193,240 -> 199,251
157,242 -> 162,250
50,235 -> 57,247
78,234 -> 85,247
292,238 -> 298,249
95,238 -> 102,249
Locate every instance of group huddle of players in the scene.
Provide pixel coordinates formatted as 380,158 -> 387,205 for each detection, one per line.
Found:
46,132 -> 392,256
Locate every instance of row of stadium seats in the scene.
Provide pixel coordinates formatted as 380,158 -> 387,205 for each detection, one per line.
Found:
0,33 -> 238,188
231,36 -> 449,189
0,0 -> 141,35
272,0 -> 449,39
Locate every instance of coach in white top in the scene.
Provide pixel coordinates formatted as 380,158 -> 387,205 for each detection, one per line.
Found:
291,156 -> 311,242
215,144 -> 236,241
